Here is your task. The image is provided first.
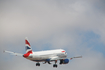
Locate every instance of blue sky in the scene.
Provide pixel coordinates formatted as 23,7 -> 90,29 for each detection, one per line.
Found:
0,0 -> 105,70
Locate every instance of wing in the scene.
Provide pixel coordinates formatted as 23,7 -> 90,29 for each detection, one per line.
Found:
3,50 -> 23,56
70,56 -> 82,60
50,56 -> 82,61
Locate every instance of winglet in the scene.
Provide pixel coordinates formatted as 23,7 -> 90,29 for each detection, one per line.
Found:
3,50 -> 5,53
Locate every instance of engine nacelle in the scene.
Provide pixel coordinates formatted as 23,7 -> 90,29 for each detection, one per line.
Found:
60,59 -> 69,64
46,59 -> 50,62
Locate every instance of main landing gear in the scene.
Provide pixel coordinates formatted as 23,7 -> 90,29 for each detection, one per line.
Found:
36,63 -> 40,66
53,64 -> 57,68
53,60 -> 57,68
36,61 -> 58,68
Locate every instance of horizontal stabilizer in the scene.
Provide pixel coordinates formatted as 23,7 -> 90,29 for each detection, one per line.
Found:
3,50 -> 23,56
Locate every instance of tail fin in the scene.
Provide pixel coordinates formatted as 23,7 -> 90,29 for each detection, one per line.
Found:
25,37 -> 33,53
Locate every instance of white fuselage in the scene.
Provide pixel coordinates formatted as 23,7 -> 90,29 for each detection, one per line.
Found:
26,49 -> 67,62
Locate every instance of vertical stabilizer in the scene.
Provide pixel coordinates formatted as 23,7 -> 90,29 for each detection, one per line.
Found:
25,37 -> 33,53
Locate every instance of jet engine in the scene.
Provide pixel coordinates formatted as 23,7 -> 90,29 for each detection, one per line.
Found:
60,59 -> 69,64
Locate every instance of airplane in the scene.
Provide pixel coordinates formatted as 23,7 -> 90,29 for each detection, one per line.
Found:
4,37 -> 82,68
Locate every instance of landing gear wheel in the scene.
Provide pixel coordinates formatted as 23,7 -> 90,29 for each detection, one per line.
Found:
36,63 -> 40,66
53,64 -> 57,68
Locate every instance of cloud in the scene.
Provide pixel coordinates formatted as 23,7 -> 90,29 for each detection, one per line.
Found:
0,0 -> 105,70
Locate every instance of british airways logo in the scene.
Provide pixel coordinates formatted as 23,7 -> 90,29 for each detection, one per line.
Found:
26,46 -> 31,50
